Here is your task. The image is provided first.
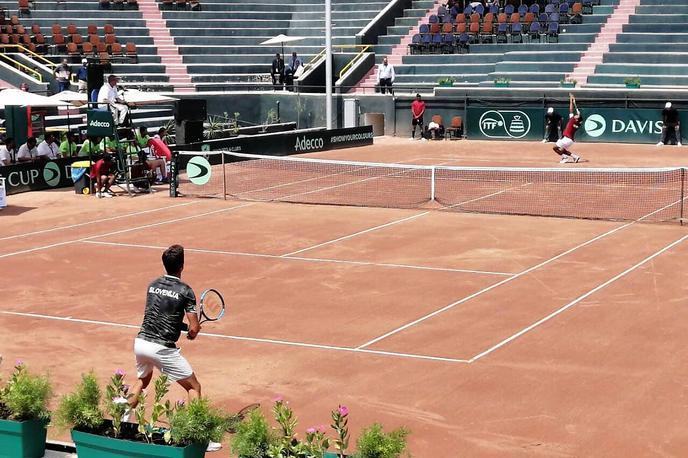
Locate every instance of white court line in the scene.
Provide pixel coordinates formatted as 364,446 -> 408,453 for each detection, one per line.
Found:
281,211 -> 430,257
81,239 -> 514,276
0,201 -> 199,242
446,183 -> 533,209
470,232 -> 688,362
0,203 -> 253,260
0,311 -> 469,364
356,194 -> 687,350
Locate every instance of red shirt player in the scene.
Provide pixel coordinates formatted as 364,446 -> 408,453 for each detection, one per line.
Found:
553,94 -> 584,164
90,153 -> 116,198
411,94 -> 426,140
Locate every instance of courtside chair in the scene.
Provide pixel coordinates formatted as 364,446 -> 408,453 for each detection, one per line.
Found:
430,115 -> 444,139
446,116 -> 464,139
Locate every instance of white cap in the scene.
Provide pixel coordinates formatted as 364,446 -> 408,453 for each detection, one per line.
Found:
82,58 -> 88,64
666,102 -> 672,109
547,107 -> 554,114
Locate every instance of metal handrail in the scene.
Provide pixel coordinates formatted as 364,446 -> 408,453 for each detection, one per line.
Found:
0,44 -> 56,68
305,43 -> 372,68
338,45 -> 370,79
0,53 -> 42,81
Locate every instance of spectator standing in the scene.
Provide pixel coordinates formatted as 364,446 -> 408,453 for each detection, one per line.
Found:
97,74 -> 129,126
36,133 -> 61,160
16,137 -> 38,162
411,94 -> 426,140
54,59 -> 72,93
376,57 -> 395,95
543,107 -> 563,143
658,102 -> 682,146
59,131 -> 79,157
76,59 -> 89,93
271,53 -> 285,90
0,138 -> 15,166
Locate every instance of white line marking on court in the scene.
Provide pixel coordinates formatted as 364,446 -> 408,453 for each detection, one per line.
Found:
0,311 -> 469,364
81,240 -> 514,276
356,220 -> 646,350
0,203 -> 253,260
0,201 -> 199,242
280,211 -> 430,257
447,183 -> 533,208
469,232 -> 688,362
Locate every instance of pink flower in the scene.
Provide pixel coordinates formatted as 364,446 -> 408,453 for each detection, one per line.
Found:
15,359 -> 23,366
338,405 -> 349,417
273,395 -> 283,403
306,427 -> 316,434
122,384 -> 130,394
114,368 -> 125,376
318,425 -> 327,432
176,399 -> 185,407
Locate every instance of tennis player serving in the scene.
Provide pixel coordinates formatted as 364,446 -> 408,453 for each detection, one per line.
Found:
553,94 -> 584,163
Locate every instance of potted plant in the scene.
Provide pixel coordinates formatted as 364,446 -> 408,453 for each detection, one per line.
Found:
0,359 -> 52,458
230,408 -> 278,457
57,370 -> 229,458
355,423 -> 410,458
560,78 -> 577,88
624,76 -> 641,88
437,77 -> 455,87
494,77 -> 511,88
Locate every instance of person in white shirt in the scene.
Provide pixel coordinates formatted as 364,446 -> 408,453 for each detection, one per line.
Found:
97,74 -> 129,126
36,133 -> 61,160
376,56 -> 395,95
0,138 -> 15,166
16,137 -> 38,162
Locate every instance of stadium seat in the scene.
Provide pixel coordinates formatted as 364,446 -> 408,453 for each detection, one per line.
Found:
421,32 -> 431,52
431,32 -> 442,53
51,23 -> 62,36
544,4 -> 555,15
442,22 -> 453,34
18,0 -> 30,17
430,23 -> 440,34
82,41 -> 93,55
511,22 -> 523,42
474,4 -> 484,16
470,13 -> 480,24
480,20 -> 494,43
570,2 -> 583,23
89,34 -> 101,47
455,13 -> 466,25
87,24 -> 97,36
547,21 -> 559,42
504,4 -> 515,15
99,0 -> 110,8
125,41 -> 137,62
457,32 -> 470,53
488,5 -> 498,15
469,21 -> 480,43
438,5 -> 447,17
110,42 -> 122,55
429,14 -> 439,24
510,12 -> 520,23
496,22 -> 508,43
52,33 -> 66,54
409,34 -> 422,54
518,4 -> 528,17
67,41 -> 78,56
72,33 -> 83,48
529,4 -> 540,15
523,12 -> 535,29
446,116 -> 463,139
67,23 -> 77,35
463,6 -> 472,16
559,3 -> 570,23
441,33 -> 454,53
103,24 -> 114,35
484,13 -> 494,25
455,21 -> 466,34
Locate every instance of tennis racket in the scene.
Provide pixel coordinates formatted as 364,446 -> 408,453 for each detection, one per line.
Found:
226,403 -> 261,432
197,288 -> 225,324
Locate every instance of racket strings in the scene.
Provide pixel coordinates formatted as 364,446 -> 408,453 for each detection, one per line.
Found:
201,291 -> 224,320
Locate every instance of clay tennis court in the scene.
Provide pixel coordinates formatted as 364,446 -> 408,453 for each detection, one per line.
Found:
2,137 -> 688,456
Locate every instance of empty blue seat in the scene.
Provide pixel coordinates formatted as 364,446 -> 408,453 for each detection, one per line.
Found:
504,4 -> 515,15
419,23 -> 430,34
529,3 -> 540,14
429,14 -> 439,23
518,4 -> 528,16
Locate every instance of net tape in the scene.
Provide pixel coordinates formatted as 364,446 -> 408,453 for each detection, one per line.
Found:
174,150 -> 688,223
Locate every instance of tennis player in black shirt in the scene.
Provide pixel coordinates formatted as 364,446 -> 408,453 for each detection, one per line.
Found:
127,245 -> 202,409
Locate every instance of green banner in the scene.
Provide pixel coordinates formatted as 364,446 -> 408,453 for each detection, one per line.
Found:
576,108 -> 688,144
466,107 -> 543,141
86,110 -> 115,137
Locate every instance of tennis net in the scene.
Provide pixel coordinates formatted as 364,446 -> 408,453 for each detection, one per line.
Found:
173,151 -> 688,224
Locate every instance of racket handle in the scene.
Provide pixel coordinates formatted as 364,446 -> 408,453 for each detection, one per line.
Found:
181,323 -> 189,332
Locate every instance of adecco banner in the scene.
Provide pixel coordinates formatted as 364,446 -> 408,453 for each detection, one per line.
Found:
0,157 -> 81,195
576,108 -> 688,144
466,107 -> 544,141
86,110 -> 116,137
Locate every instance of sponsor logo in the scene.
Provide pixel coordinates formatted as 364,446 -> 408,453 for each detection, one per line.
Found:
584,114 -> 606,137
148,287 -> 180,299
43,162 -> 60,187
478,110 -> 531,139
294,136 -> 324,152
88,119 -> 112,128
187,156 -> 211,186
330,132 -> 374,143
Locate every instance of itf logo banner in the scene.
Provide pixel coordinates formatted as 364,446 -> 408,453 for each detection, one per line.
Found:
467,108 -> 544,141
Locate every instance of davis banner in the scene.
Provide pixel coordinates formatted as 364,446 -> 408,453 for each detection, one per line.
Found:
466,107 -> 544,141
575,108 -> 688,144
0,157 -> 81,195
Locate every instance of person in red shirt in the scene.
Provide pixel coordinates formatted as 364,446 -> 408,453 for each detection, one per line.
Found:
91,153 -> 116,198
553,94 -> 584,163
411,94 -> 426,140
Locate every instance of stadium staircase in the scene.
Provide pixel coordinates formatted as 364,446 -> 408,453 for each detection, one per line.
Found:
139,0 -> 193,92
586,0 -> 688,86
567,0 -> 639,85
354,0 -> 618,91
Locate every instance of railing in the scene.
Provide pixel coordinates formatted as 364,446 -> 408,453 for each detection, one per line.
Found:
0,53 -> 42,81
0,44 -> 56,68
338,45 -> 370,79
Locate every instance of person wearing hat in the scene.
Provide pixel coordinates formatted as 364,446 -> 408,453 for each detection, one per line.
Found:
97,74 -> 129,126
543,107 -> 563,143
76,59 -> 89,93
91,152 -> 116,198
658,102 -> 682,146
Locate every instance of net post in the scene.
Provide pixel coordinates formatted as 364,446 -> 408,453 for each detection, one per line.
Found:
222,151 -> 227,200
681,167 -> 685,226
430,166 -> 435,201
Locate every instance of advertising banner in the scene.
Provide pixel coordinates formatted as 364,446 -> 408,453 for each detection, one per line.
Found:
466,107 -> 544,141
0,157 -> 81,195
87,110 -> 116,137
576,108 -> 688,144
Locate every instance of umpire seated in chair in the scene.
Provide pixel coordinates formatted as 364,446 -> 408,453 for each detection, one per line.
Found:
97,74 -> 131,126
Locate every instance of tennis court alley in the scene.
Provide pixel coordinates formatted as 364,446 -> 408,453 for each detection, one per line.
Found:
2,140 -> 688,456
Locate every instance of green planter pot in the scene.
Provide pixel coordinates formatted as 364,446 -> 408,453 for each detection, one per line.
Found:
438,82 -> 454,87
324,453 -> 350,458
71,429 -> 207,458
560,82 -> 576,88
625,83 -> 640,88
494,82 -> 510,87
0,418 -> 48,458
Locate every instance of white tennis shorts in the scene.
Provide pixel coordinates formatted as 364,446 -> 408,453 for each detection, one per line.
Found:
134,338 -> 193,382
556,137 -> 574,150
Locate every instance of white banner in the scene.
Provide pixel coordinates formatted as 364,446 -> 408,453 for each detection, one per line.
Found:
0,177 -> 6,208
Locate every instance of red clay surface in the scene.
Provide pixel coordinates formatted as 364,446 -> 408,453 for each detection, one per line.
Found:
1,138 -> 688,457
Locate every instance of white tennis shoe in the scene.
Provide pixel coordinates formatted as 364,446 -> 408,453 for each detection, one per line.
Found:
206,441 -> 222,452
